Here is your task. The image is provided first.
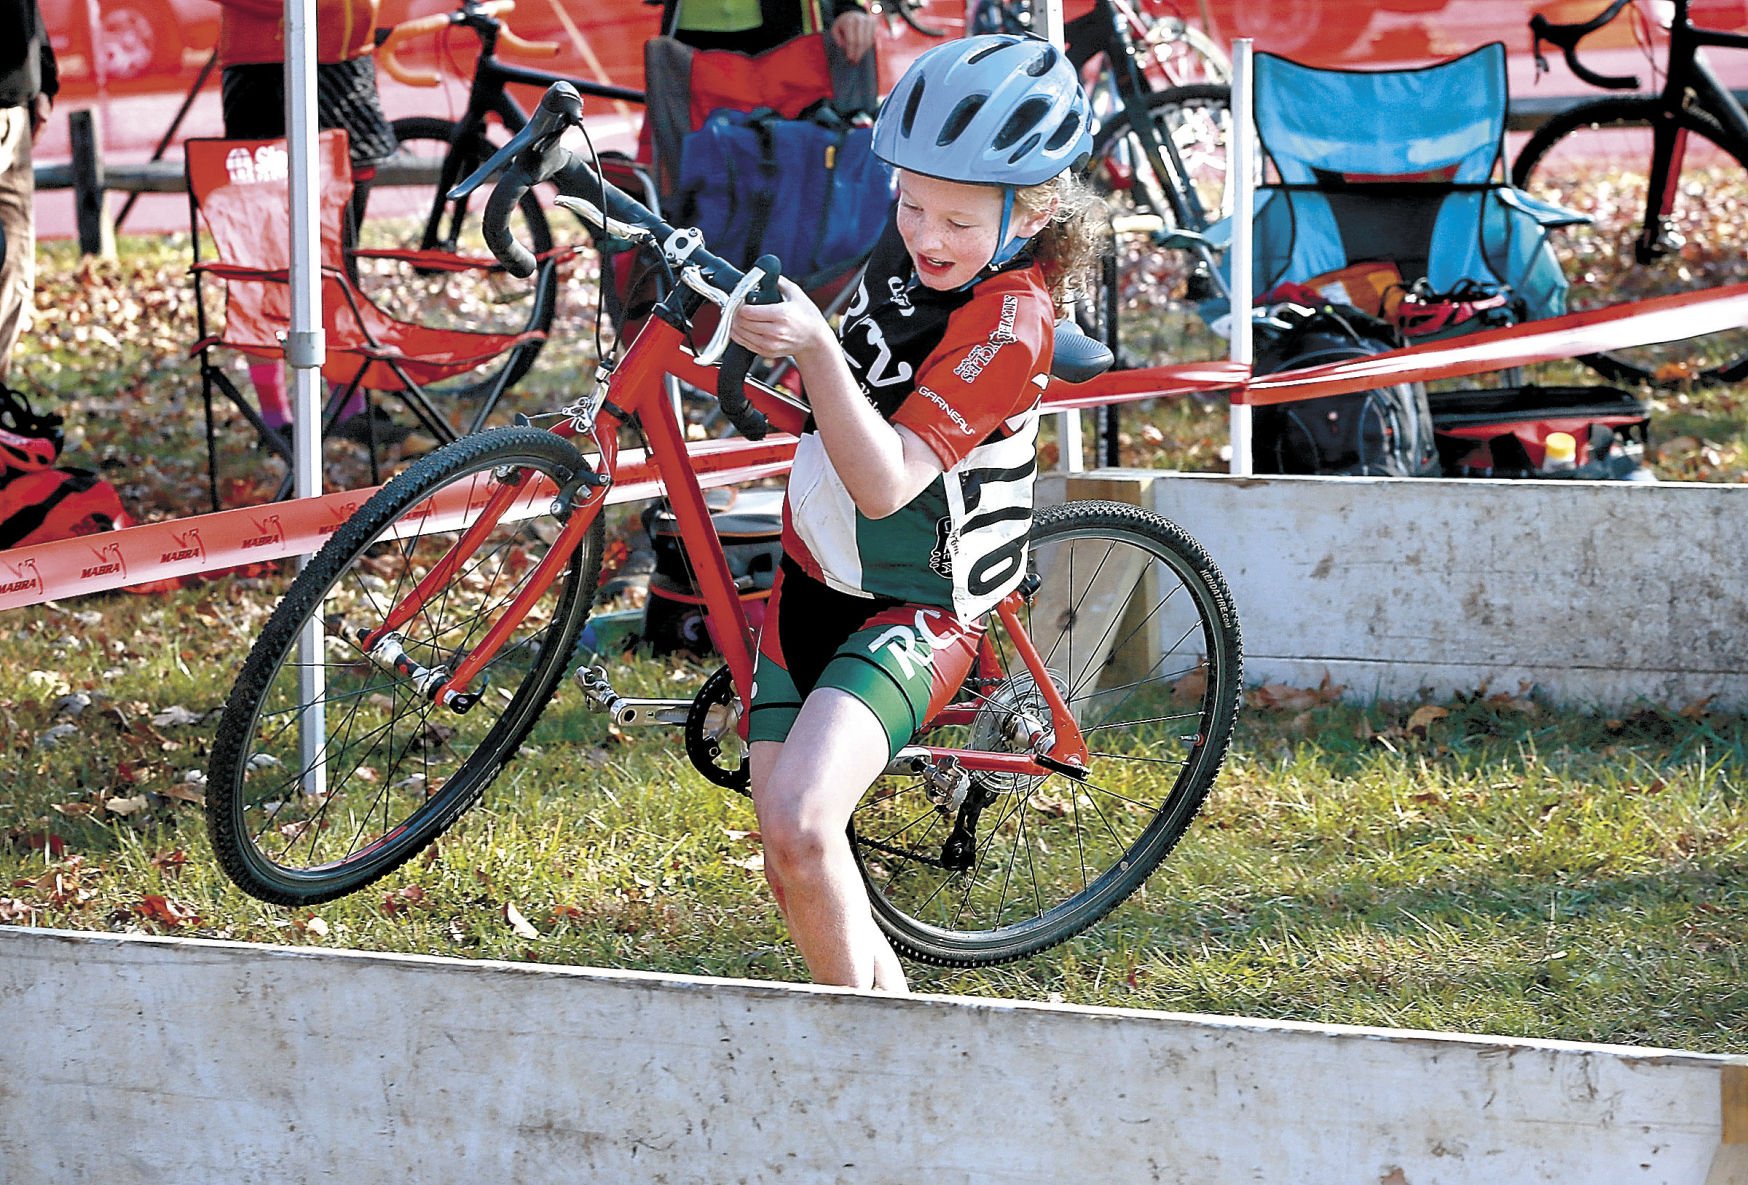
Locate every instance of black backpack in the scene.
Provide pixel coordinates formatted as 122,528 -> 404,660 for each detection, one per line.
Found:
1252,303 -> 1440,477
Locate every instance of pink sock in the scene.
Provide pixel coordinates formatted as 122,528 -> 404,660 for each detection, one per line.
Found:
249,363 -> 290,429
332,384 -> 365,421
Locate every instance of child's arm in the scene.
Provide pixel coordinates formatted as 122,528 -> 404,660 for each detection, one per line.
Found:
730,278 -> 944,519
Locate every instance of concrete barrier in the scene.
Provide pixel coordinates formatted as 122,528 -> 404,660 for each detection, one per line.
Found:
1044,472 -> 1748,711
1,928 -> 1743,1184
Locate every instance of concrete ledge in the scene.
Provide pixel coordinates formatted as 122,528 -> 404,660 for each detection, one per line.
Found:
1044,472 -> 1748,711
2,928 -> 1744,1184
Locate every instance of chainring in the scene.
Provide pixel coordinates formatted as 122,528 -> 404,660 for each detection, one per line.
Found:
684,663 -> 749,793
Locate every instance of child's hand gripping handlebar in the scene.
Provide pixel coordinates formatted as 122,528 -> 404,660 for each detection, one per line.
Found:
449,82 -> 781,440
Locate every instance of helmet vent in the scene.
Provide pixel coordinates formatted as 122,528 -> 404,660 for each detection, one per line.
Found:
1006,132 -> 1042,164
966,40 -> 1007,65
938,95 -> 988,147
1023,48 -> 1055,77
995,97 -> 1050,149
1045,113 -> 1083,152
901,78 -> 927,137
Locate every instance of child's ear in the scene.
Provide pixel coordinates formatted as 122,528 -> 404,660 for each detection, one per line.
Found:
1013,194 -> 1059,241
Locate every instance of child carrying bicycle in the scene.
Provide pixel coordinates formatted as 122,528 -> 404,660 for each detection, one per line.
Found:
729,33 -> 1107,991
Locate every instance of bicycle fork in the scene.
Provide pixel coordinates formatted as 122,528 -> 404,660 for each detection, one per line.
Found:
1638,112 -> 1691,265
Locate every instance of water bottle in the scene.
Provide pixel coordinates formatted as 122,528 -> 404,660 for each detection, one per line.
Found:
1541,431 -> 1577,477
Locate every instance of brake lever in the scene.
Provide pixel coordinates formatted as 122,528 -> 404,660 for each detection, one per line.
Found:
694,263 -> 780,367
447,81 -> 584,200
713,255 -> 781,442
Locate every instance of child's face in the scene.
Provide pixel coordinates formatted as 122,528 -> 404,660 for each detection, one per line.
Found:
893,171 -> 1006,291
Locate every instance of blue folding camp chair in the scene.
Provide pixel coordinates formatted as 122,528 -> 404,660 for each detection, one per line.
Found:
1209,43 -> 1649,478
1234,43 -> 1576,329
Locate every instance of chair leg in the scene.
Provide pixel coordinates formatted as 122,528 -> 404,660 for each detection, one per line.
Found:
360,388 -> 381,486
201,363 -> 220,514
202,360 -> 294,510
382,360 -> 459,446
270,374 -> 363,503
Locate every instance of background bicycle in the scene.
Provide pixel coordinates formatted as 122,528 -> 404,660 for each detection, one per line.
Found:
965,0 -> 1242,391
349,0 -> 647,410
203,83 -> 1244,969
1510,0 -> 1748,387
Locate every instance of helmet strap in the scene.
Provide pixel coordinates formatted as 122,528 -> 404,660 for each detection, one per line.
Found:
986,186 -> 1027,269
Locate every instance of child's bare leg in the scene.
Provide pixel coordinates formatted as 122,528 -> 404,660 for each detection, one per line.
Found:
749,691 -> 909,992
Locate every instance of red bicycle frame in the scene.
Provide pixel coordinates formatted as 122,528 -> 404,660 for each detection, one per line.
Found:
349,311 -> 1093,780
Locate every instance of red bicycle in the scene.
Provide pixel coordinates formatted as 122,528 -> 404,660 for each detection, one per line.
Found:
205,84 -> 1243,967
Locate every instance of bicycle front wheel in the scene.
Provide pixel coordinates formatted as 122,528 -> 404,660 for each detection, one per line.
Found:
207,427 -> 604,905
352,117 -> 559,413
1122,0 -> 1231,90
1087,84 -> 1235,368
892,0 -> 947,37
853,499 -> 1244,967
1510,97 -> 1748,386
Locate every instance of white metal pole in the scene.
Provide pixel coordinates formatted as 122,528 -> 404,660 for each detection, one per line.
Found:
1035,0 -> 1064,43
285,0 -> 328,791
1228,38 -> 1255,477
1035,0 -> 1083,473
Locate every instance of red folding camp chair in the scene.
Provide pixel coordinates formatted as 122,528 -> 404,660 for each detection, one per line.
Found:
186,130 -> 546,509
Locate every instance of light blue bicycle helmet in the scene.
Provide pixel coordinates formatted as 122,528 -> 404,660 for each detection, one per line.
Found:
872,34 -> 1094,268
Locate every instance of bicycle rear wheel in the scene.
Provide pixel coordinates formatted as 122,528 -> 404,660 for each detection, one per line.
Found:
1510,97 -> 1748,386
853,500 -> 1243,967
207,427 -> 604,905
352,116 -> 559,413
1087,84 -> 1235,368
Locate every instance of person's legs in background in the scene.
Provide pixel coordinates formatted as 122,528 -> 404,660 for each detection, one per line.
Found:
0,105 -> 35,383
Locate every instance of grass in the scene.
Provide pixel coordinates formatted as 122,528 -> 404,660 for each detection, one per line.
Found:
4,593 -> 1745,1053
2,233 -> 1746,1055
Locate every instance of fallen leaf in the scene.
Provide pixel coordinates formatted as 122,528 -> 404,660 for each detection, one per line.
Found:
504,901 -> 540,940
1171,664 -> 1209,704
1680,696 -> 1715,721
1406,706 -> 1449,736
52,693 -> 92,717
159,783 -> 206,807
150,850 -> 189,876
37,723 -> 81,749
26,671 -> 71,696
150,705 -> 203,727
10,831 -> 66,857
381,884 -> 427,915
135,894 -> 200,927
104,794 -> 151,817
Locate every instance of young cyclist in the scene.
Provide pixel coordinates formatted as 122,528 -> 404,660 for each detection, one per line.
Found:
728,33 -> 1108,991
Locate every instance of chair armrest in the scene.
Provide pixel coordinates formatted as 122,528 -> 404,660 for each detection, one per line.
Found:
192,261 -> 291,283
348,246 -> 499,273
1495,186 -> 1590,228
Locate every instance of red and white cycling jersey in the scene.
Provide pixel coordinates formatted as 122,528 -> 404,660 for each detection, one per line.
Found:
782,221 -> 1055,621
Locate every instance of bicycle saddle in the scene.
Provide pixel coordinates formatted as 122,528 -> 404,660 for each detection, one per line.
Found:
1052,320 -> 1115,384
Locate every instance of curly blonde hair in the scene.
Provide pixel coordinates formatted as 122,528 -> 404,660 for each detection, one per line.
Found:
1014,170 -> 1111,307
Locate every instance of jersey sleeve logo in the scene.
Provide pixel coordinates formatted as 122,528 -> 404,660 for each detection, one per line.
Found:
915,385 -> 975,436
952,293 -> 1020,382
